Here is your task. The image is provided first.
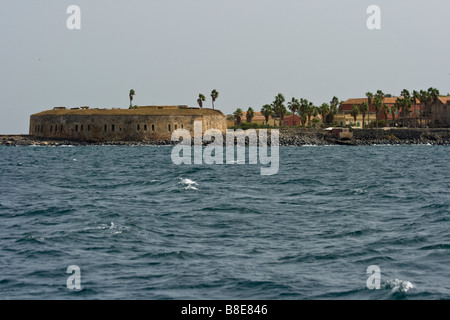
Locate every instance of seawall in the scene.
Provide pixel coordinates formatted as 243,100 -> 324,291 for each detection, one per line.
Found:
1,128 -> 450,146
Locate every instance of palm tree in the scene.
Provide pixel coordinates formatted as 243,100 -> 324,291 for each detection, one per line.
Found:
412,90 -> 420,127
246,107 -> 254,123
210,89 -> 219,109
351,104 -> 359,125
299,98 -> 309,126
365,92 -> 373,127
427,87 -> 440,126
319,103 -> 330,125
359,102 -> 368,128
400,89 -> 412,127
272,93 -> 286,126
129,89 -> 135,109
261,104 -> 273,125
197,93 -> 206,108
390,104 -> 397,125
287,97 -> 300,126
306,102 -> 317,127
374,90 -> 385,128
419,90 -> 430,127
395,98 -> 403,127
233,108 -> 243,126
329,103 -> 338,125
382,104 -> 390,125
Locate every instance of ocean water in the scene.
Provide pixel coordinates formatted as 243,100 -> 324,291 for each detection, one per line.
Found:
0,145 -> 449,300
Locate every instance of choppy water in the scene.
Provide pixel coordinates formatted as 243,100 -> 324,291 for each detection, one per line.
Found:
0,145 -> 449,300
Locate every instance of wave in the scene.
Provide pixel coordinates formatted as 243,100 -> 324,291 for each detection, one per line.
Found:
383,279 -> 415,293
179,178 -> 198,190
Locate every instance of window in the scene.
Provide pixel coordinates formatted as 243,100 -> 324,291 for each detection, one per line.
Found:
112,124 -> 115,132
175,124 -> 178,130
81,125 -> 84,131
152,124 -> 155,131
104,125 -> 107,132
75,125 -> 78,132
88,125 -> 90,131
137,124 -> 140,131
168,124 -> 171,131
181,124 -> 184,129
144,125 -> 147,131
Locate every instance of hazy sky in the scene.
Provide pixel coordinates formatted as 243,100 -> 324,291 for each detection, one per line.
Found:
1,0 -> 449,133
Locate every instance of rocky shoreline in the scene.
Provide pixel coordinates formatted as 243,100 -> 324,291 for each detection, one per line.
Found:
1,128 -> 449,147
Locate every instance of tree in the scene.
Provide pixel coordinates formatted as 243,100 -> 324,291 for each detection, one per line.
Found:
395,98 -> 403,126
390,104 -> 397,124
329,96 -> 340,125
319,103 -> 330,125
129,89 -> 135,109
365,92 -> 374,127
233,108 -> 243,125
419,90 -> 430,127
412,90 -> 420,127
374,90 -> 385,128
299,98 -> 309,126
306,102 -> 315,127
329,103 -> 338,124
287,97 -> 300,126
272,93 -> 286,126
197,93 -> 206,108
427,87 -> 440,126
210,89 -> 219,110
359,102 -> 368,128
382,104 -> 389,125
261,104 -> 273,125
400,89 -> 412,127
246,107 -> 254,123
351,104 -> 359,124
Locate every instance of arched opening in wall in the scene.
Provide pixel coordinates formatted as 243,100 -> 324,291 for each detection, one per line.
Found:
104,125 -> 107,132
60,125 -> 63,132
152,124 -> 155,132
168,124 -> 171,132
175,124 -> 178,130
144,125 -> 147,131
137,124 -> 140,131
181,124 -> 184,129
81,125 -> 84,131
112,124 -> 115,132
88,125 -> 91,131
55,125 -> 58,133
75,125 -> 78,132
50,125 -> 53,133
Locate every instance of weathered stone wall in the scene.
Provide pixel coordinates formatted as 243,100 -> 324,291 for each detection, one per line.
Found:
30,110 -> 227,142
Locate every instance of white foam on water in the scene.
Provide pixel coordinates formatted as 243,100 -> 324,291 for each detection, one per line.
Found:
384,279 -> 415,293
179,178 -> 198,190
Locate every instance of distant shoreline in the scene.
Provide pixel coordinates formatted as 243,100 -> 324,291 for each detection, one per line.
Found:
1,128 -> 449,146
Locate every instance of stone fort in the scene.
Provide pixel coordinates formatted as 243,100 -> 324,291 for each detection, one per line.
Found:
30,105 -> 227,141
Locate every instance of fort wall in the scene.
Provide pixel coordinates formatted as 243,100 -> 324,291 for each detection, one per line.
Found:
29,106 -> 227,141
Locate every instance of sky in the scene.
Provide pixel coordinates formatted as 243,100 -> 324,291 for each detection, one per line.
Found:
1,0 -> 449,134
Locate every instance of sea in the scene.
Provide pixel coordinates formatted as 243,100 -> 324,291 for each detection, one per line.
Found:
0,144 -> 449,300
